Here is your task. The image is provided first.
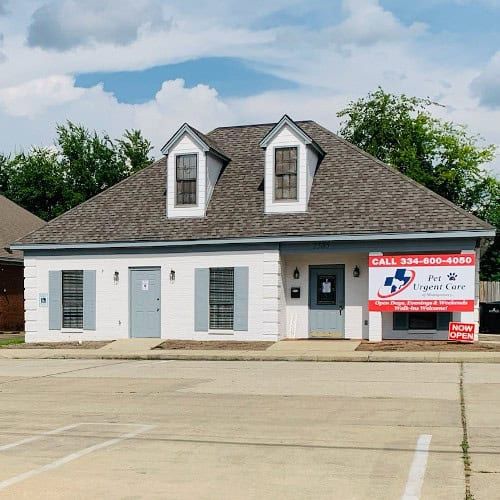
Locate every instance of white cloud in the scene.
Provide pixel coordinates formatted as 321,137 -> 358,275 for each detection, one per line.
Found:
0,75 -> 85,116
0,0 -> 497,178
471,51 -> 500,109
0,76 -> 234,155
329,0 -> 427,46
27,0 -> 170,51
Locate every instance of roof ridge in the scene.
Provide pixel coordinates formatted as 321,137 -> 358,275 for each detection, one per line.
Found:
310,121 -> 494,231
13,157 -> 165,245
208,120 -> 314,133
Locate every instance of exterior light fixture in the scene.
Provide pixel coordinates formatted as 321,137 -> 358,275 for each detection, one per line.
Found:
353,265 -> 360,278
170,269 -> 176,282
113,271 -> 119,283
293,267 -> 300,280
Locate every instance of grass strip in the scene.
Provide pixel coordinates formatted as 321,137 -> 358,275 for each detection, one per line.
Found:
460,362 -> 474,500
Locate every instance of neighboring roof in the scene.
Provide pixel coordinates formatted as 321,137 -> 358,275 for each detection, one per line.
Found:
0,195 -> 44,260
160,123 -> 230,162
259,114 -> 325,156
15,120 -> 493,247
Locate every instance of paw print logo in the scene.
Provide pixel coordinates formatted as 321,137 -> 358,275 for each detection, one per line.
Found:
447,272 -> 458,281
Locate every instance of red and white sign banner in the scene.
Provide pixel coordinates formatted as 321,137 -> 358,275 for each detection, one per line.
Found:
448,322 -> 476,343
368,253 -> 475,312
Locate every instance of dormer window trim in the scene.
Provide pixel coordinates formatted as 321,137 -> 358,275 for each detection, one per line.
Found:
274,146 -> 298,202
175,153 -> 198,206
259,114 -> 325,157
161,124 -> 208,155
161,123 -> 230,162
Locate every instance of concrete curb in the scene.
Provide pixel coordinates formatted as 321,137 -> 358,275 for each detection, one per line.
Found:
1,348 -> 500,363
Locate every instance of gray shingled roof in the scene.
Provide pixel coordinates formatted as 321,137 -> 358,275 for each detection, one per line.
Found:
15,120 -> 492,246
0,195 -> 44,260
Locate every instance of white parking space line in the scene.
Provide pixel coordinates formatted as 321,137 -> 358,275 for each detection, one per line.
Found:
0,424 -> 81,452
401,434 -> 432,500
0,423 -> 155,492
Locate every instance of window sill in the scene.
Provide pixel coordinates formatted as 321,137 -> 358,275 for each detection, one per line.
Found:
208,330 -> 235,335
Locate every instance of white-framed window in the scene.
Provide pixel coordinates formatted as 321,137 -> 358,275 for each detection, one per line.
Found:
274,146 -> 298,200
176,154 -> 197,205
62,270 -> 84,328
209,267 -> 234,329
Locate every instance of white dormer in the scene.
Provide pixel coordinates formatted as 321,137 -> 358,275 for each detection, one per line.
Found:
161,124 -> 229,218
260,115 -> 324,214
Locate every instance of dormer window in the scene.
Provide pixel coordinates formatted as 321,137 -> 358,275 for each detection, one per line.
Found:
161,123 -> 230,219
176,154 -> 197,205
260,115 -> 324,214
275,147 -> 298,201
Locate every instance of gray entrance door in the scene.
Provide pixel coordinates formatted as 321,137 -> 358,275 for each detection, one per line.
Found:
309,265 -> 345,337
130,268 -> 161,338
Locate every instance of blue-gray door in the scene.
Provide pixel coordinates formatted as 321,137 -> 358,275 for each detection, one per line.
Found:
130,268 -> 161,338
309,266 -> 345,336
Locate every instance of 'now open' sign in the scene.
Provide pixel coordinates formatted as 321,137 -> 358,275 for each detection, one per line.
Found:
448,322 -> 476,343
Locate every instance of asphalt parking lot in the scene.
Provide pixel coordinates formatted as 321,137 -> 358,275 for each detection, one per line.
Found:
0,360 -> 497,499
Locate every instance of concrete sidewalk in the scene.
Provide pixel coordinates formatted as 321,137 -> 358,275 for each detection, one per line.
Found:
1,345 -> 500,362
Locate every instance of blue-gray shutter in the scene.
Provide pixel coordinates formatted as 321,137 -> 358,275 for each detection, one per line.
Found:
48,270 -> 62,330
83,270 -> 96,330
393,312 -> 408,330
194,268 -> 209,331
233,267 -> 249,331
437,312 -> 452,331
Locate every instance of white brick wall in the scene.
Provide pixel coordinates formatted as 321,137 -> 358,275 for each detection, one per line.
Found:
25,247 -> 281,343
281,253 -> 369,339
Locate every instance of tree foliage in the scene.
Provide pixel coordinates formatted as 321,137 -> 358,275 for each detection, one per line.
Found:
337,88 -> 499,280
0,122 -> 153,220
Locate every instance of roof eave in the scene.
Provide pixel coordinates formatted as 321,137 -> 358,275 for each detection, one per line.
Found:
11,229 -> 495,251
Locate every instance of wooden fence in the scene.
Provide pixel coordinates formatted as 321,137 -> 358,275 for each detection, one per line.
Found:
480,281 -> 500,303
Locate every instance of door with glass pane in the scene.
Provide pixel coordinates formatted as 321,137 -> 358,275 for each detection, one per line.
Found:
308,265 -> 345,337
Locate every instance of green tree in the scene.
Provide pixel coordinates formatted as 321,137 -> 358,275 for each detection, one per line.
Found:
117,129 -> 154,174
0,122 -> 154,220
337,88 -> 499,280
0,153 -> 9,195
57,122 -> 153,207
3,149 -> 69,220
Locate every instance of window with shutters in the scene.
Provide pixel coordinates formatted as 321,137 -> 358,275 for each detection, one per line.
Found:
176,154 -> 197,205
62,270 -> 83,329
209,267 -> 234,329
274,147 -> 297,200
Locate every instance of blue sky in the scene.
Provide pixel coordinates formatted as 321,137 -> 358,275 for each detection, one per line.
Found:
75,57 -> 299,103
0,0 -> 499,173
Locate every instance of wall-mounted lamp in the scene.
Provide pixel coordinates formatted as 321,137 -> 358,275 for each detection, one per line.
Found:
113,271 -> 119,284
170,269 -> 176,282
293,267 -> 300,280
353,265 -> 360,278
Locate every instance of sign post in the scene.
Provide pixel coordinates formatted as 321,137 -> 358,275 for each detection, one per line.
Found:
448,322 -> 475,343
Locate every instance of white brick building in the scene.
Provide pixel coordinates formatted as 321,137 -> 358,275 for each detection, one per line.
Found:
12,116 -> 494,342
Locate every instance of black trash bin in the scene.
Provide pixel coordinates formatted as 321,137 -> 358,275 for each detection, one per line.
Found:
480,302 -> 500,334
